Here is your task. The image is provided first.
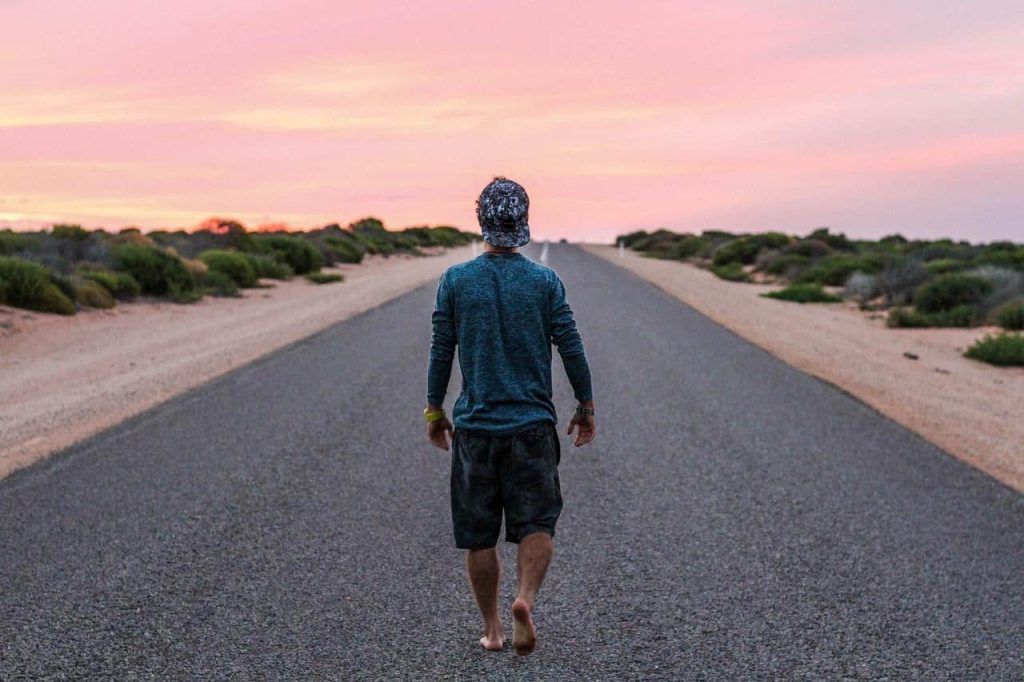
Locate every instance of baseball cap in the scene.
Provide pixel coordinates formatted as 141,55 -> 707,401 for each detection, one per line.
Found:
476,177 -> 530,248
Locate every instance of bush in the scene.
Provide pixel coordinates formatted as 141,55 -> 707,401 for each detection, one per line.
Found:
964,333 -> 1024,366
305,272 -> 344,284
199,249 -> 258,287
878,258 -> 929,305
913,274 -> 992,313
197,269 -> 239,297
618,230 -> 650,249
49,272 -> 77,301
711,263 -> 749,282
323,237 -> 365,264
924,258 -> 966,276
887,305 -> 977,328
761,253 -> 810,277
255,235 -> 323,274
785,239 -> 833,260
993,299 -> 1024,330
0,231 -> 27,255
80,269 -> 140,300
795,254 -> 885,286
844,272 -> 880,302
971,266 -> 1024,315
668,236 -> 709,260
712,238 -> 759,266
805,227 -> 853,251
113,244 -> 198,301
761,283 -> 842,304
712,233 -> 790,267
0,257 -> 76,315
973,245 -> 1024,271
74,279 -> 116,309
243,253 -> 293,280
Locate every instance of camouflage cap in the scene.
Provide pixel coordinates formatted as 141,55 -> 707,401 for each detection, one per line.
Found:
476,177 -> 530,248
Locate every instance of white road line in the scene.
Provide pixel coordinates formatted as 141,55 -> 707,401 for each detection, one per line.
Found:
540,241 -> 549,263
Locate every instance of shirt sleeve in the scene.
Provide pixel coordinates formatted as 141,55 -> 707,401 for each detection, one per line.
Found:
426,273 -> 457,406
549,274 -> 593,402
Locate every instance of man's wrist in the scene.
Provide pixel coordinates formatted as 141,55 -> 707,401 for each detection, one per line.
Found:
424,405 -> 446,423
575,400 -> 595,417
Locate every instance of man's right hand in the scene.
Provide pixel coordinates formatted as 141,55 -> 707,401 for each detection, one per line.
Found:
567,401 -> 596,447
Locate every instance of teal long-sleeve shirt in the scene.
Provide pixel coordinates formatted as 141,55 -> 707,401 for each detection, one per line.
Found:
427,251 -> 593,434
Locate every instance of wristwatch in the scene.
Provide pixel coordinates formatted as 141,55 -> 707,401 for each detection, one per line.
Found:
575,405 -> 595,417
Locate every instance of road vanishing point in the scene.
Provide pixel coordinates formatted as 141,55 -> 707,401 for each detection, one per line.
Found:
2,243 -> 1022,680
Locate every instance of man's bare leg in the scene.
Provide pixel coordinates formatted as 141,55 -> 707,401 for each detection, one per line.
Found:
466,548 -> 504,650
511,532 -> 553,656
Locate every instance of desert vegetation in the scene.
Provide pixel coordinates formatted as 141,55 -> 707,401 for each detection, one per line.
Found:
0,218 -> 476,315
619,227 -> 1024,366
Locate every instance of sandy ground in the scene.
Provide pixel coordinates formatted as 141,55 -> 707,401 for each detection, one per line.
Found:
0,246 -> 473,478
586,244 -> 1024,492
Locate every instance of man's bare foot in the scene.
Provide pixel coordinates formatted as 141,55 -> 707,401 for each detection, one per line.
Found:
479,633 -> 505,651
511,598 -> 536,656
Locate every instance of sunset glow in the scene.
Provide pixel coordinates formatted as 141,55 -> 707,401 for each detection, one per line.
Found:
2,1 -> 1022,241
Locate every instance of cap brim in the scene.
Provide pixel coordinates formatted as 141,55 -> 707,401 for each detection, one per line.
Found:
482,224 -> 530,248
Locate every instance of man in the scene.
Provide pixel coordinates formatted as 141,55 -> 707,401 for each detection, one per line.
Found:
425,177 -> 595,656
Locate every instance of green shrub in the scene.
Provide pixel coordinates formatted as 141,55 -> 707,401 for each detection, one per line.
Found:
243,253 -> 293,280
0,257 -> 76,315
887,308 -> 930,328
762,253 -> 810,276
795,254 -> 885,286
197,269 -> 239,297
805,227 -> 854,251
913,274 -> 992,313
711,263 -> 749,282
80,269 -> 140,300
199,249 -> 258,287
0,231 -> 27,255
49,272 -> 77,301
51,224 -> 91,241
712,233 -> 790,267
618,230 -> 650,249
254,235 -> 323,274
667,236 -> 709,260
761,283 -> 842,304
113,244 -> 197,301
74,279 -> 115,309
973,245 -> 1024,271
887,305 -> 977,328
305,272 -> 344,285
324,237 -> 365,264
924,258 -> 966,276
993,299 -> 1024,330
964,333 -> 1024,366
785,239 -> 833,259
878,258 -> 929,305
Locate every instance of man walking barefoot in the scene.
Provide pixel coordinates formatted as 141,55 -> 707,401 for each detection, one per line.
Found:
425,177 -> 595,656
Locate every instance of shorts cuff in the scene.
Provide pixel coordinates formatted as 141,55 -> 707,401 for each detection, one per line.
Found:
505,525 -> 555,545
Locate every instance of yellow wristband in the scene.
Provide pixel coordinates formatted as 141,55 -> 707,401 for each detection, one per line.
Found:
424,408 -> 445,423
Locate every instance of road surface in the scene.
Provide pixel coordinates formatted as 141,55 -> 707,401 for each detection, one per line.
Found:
2,243 -> 1022,680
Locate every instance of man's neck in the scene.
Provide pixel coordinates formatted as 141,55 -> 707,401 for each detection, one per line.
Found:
483,243 -> 518,254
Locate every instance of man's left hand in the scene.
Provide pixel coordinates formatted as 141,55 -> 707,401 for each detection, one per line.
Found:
427,415 -> 455,451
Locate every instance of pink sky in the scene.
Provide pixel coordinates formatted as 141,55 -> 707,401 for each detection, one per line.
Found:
1,1 -> 1022,242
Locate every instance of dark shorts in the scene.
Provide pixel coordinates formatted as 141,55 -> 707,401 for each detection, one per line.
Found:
450,421 -> 563,550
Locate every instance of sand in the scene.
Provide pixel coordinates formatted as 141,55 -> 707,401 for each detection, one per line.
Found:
586,244 -> 1024,492
0,247 -> 473,478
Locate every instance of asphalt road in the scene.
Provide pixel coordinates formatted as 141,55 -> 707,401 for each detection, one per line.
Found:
2,243 -> 1022,680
